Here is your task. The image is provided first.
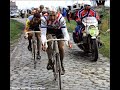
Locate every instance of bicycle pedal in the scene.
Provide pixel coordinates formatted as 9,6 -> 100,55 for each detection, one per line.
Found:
47,65 -> 53,70
36,55 -> 41,60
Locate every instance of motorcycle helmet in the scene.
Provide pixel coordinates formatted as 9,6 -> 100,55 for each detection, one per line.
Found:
84,4 -> 91,10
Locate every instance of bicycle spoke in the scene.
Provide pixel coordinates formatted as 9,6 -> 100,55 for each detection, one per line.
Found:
55,53 -> 62,90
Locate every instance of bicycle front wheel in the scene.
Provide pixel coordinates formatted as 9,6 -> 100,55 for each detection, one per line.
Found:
56,53 -> 62,90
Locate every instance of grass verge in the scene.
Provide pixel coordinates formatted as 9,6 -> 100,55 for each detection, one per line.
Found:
99,32 -> 110,58
10,19 -> 24,45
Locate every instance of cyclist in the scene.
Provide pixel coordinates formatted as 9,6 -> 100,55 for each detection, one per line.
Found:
40,6 -> 71,75
24,11 -> 41,59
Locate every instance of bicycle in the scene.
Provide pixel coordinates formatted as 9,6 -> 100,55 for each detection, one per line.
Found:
25,30 -> 41,69
45,34 -> 69,90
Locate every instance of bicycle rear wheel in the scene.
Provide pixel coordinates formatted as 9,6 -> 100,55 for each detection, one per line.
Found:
32,40 -> 36,69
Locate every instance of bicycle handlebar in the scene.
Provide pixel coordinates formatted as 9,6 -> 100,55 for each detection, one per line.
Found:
46,39 -> 68,42
46,39 -> 84,47
26,31 -> 41,34
24,31 -> 41,39
45,39 -> 70,47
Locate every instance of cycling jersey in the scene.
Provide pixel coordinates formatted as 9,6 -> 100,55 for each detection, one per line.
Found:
25,15 -> 40,29
76,8 -> 100,21
40,12 -> 70,45
25,15 -> 34,28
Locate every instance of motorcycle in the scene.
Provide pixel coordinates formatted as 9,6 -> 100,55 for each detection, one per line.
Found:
73,17 -> 100,61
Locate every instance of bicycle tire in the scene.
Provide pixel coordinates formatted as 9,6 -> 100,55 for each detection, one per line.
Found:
56,53 -> 62,90
32,40 -> 36,69
53,53 -> 57,81
39,40 -> 41,59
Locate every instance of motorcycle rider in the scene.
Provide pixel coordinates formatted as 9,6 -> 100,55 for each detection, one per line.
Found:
73,4 -> 102,47
40,6 -> 71,75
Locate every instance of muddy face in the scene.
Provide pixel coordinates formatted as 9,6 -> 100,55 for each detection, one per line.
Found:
49,11 -> 56,22
33,17 -> 40,24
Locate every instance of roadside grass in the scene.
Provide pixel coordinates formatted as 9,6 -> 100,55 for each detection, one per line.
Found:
65,13 -> 110,58
10,19 -> 24,44
99,32 -> 110,58
65,18 -> 76,32
99,8 -> 110,58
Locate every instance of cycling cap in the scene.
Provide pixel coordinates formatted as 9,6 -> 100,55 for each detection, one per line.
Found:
49,6 -> 57,12
48,6 -> 58,15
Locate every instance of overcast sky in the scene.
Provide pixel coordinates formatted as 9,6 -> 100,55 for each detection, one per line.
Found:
11,0 -> 110,9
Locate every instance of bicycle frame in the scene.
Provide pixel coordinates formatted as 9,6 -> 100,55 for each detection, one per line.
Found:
26,30 -> 41,69
46,35 -> 68,90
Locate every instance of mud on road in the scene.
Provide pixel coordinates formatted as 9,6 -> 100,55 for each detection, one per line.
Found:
10,18 -> 110,90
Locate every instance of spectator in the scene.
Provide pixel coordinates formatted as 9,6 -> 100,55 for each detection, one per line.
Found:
66,9 -> 70,23
62,8 -> 67,17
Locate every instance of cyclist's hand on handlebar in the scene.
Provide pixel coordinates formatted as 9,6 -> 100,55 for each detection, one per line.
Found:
24,30 -> 28,39
24,29 -> 28,33
65,40 -> 72,48
68,41 -> 72,48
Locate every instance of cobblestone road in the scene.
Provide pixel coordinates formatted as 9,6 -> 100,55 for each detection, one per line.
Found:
10,18 -> 110,90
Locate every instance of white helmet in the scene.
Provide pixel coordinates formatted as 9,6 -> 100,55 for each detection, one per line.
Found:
49,6 -> 57,13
